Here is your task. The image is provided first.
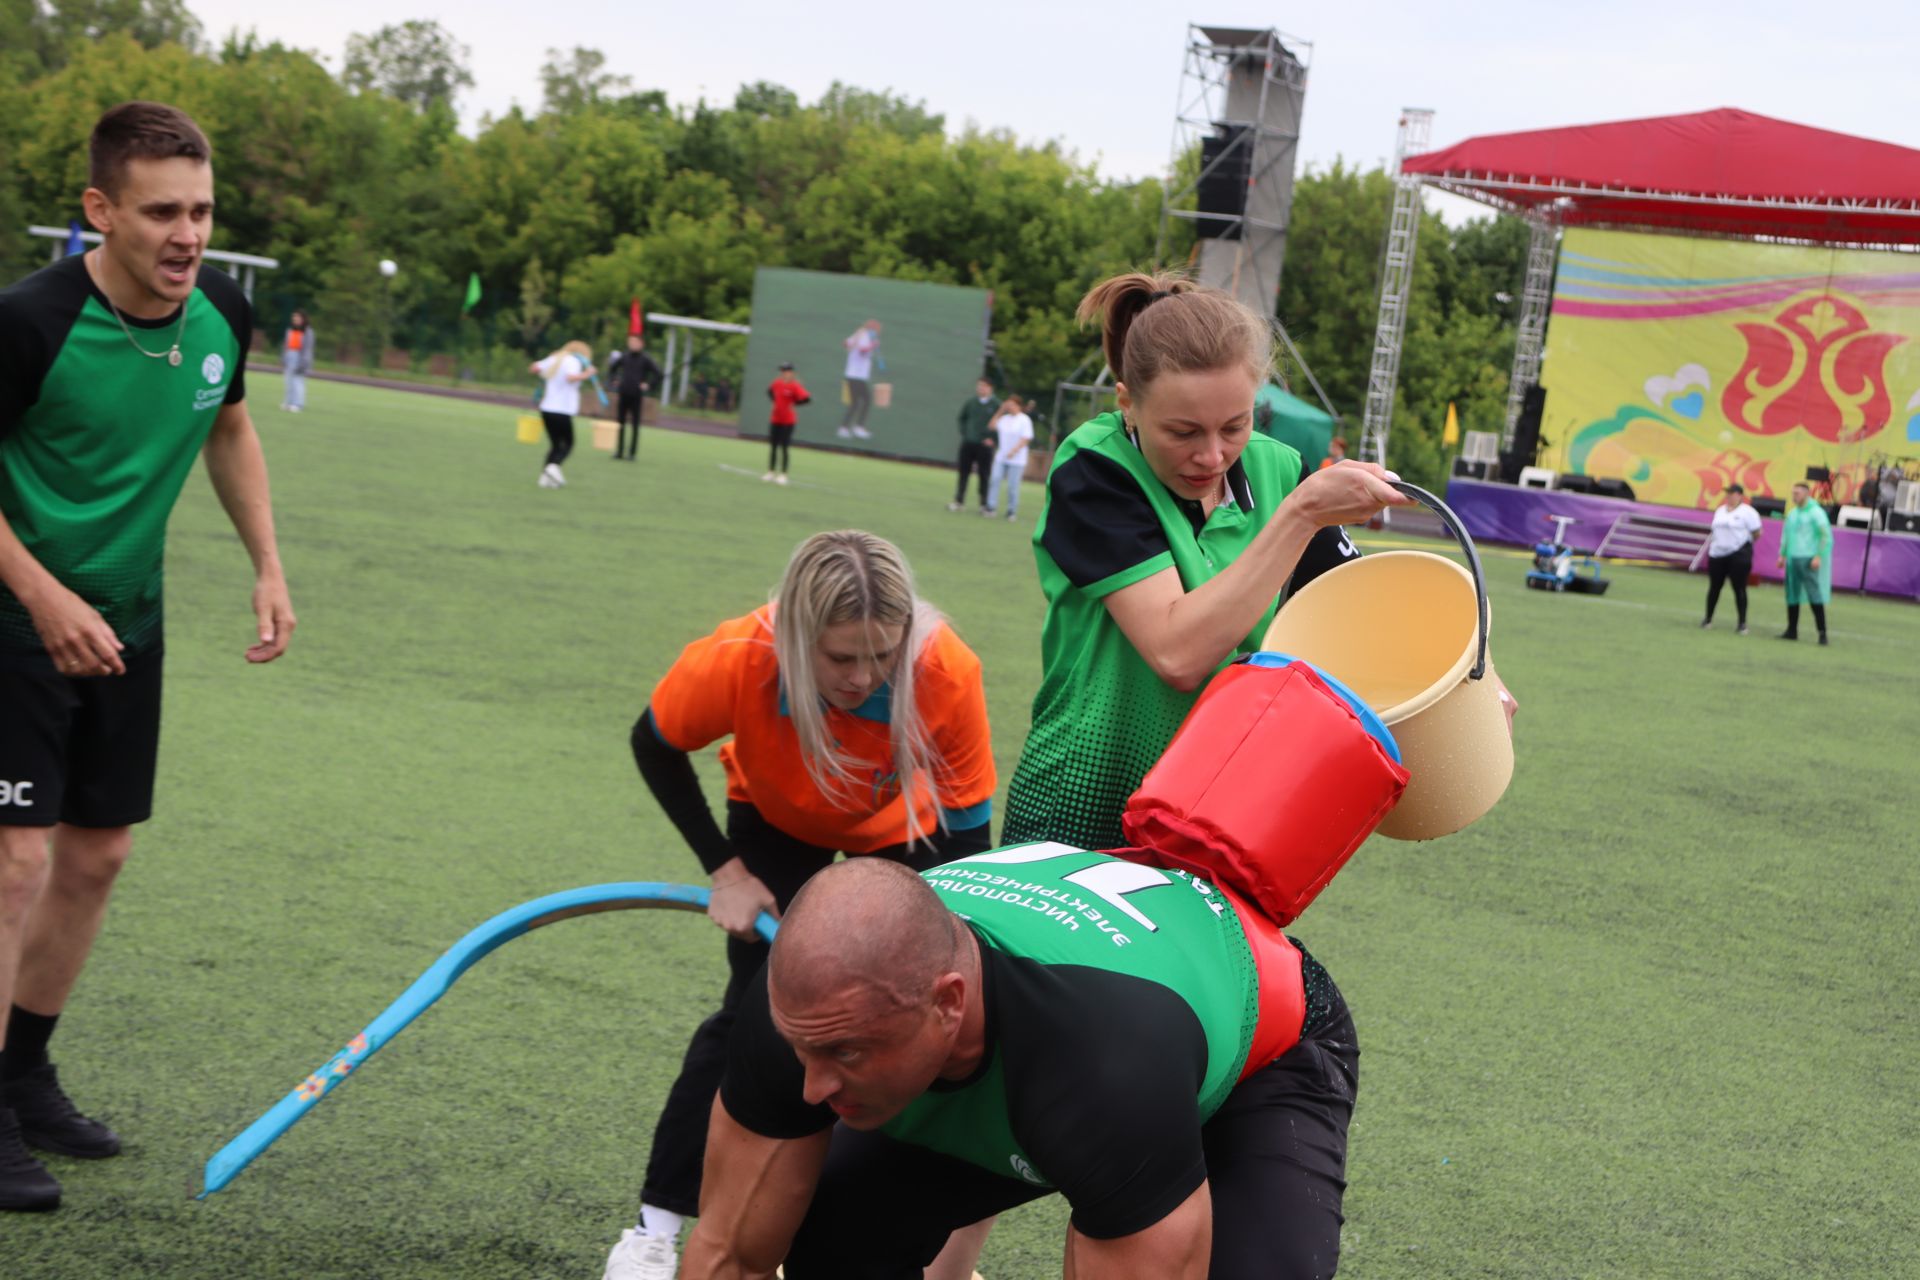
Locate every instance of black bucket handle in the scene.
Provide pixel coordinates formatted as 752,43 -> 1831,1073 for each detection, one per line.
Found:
1388,481 -> 1490,682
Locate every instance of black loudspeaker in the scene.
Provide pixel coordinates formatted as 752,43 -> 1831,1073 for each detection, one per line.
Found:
1752,495 -> 1787,518
1196,123 -> 1252,240
1556,473 -> 1596,494
1590,478 -> 1637,501
1510,384 -> 1547,466
1453,456 -> 1497,480
1887,511 -> 1920,534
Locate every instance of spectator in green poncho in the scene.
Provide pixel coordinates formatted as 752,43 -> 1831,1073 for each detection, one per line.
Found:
1776,481 -> 1832,645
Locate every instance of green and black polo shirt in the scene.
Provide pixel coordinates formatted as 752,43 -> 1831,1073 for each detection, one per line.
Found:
0,255 -> 251,665
1002,410 -> 1358,850
722,844 -> 1277,1239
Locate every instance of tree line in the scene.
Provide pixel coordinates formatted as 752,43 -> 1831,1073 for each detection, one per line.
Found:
0,1 -> 1528,488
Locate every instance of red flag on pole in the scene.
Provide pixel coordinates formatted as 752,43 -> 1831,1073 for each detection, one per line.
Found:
629,299 -> 643,336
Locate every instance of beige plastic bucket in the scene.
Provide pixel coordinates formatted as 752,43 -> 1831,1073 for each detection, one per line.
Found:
1260,485 -> 1512,840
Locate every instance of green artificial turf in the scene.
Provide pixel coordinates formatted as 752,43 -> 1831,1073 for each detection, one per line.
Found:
3,375 -> 1914,1277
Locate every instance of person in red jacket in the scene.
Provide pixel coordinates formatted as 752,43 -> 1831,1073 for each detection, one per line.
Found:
765,363 -> 810,486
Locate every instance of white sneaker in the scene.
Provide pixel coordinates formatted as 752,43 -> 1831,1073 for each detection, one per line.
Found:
762,471 -> 776,482
537,471 -> 557,489
836,426 -> 852,438
544,464 -> 566,487
775,473 -> 789,486
850,425 -> 872,439
604,1227 -> 678,1280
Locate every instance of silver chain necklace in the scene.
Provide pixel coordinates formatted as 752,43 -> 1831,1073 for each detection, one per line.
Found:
90,253 -> 187,366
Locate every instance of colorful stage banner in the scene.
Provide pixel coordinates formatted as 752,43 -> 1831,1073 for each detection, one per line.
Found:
1540,229 -> 1920,508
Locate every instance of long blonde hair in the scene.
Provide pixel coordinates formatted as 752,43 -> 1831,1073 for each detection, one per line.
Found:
772,531 -> 945,844
543,339 -> 592,371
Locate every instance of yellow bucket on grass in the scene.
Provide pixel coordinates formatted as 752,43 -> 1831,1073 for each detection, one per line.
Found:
515,414 -> 542,445
1261,483 -> 1512,840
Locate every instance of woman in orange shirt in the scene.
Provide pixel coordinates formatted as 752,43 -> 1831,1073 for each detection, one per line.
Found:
280,309 -> 313,412
604,529 -> 996,1280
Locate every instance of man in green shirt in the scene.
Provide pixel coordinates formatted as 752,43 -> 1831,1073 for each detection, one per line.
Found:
1776,481 -> 1833,644
686,848 -> 1356,1279
948,377 -> 999,513
0,101 -> 295,1211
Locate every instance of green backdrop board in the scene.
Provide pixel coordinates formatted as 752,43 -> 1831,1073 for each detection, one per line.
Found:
740,268 -> 993,464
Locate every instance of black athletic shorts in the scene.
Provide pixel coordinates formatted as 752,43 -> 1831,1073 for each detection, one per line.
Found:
0,649 -> 163,828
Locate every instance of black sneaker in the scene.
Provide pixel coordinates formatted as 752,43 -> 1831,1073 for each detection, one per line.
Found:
0,1106 -> 60,1211
1777,631 -> 1797,640
3,1064 -> 120,1159
1818,633 -> 1829,646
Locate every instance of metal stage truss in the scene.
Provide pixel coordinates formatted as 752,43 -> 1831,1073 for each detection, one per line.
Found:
1503,215 -> 1558,446
1155,24 -> 1339,424
1157,25 -> 1309,324
1358,109 -> 1432,468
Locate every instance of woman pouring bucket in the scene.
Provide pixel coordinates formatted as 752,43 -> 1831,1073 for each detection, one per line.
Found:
1002,270 -> 1518,852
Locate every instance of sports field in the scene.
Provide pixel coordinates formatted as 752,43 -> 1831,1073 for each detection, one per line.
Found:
5,374 -> 1915,1278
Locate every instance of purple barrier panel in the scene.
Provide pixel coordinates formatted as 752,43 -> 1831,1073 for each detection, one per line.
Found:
1443,479 -> 1920,600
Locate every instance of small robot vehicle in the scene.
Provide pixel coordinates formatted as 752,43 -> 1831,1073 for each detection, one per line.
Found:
1525,514 -> 1610,594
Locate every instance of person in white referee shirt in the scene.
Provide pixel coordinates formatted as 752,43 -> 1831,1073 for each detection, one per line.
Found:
1702,482 -> 1763,633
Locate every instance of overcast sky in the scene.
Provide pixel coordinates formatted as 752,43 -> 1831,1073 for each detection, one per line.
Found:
188,0 -> 1919,223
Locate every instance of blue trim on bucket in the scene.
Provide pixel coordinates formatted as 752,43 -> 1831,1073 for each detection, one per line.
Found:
1242,652 -> 1402,764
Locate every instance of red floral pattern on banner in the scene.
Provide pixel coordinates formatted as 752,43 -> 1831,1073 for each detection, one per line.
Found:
1722,295 -> 1905,444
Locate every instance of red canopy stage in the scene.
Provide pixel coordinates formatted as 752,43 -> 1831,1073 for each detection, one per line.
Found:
1400,107 -> 1920,246
1366,107 -> 1920,598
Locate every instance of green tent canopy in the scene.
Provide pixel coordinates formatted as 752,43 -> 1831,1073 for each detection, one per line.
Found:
1253,383 -> 1338,472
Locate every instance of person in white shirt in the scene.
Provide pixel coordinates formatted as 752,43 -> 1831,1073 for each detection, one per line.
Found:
528,340 -> 596,489
1702,482 -> 1763,633
839,319 -> 881,439
984,396 -> 1036,521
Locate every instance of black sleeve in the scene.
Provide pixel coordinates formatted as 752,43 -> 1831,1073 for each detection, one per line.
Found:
1039,449 -> 1172,591
0,259 -> 90,442
643,354 -> 662,385
196,264 -> 252,405
766,385 -> 776,403
719,965 -> 837,1139
630,708 -> 733,873
1007,966 -> 1210,1240
1285,524 -> 1363,597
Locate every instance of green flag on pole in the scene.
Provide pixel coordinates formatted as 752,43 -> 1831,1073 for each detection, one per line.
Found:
462,272 -> 481,312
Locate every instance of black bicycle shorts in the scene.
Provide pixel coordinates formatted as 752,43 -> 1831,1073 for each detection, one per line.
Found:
0,649 -> 163,828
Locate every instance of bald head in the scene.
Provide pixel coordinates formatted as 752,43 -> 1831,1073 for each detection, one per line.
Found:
771,858 -> 962,1012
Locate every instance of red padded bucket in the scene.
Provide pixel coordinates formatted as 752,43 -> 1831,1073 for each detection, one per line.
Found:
1119,656 -> 1408,926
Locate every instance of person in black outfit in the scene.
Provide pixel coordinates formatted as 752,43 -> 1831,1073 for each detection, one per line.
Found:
949,378 -> 998,512
608,335 -> 662,461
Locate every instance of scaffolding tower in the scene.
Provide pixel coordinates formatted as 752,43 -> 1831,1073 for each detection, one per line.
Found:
1157,25 -> 1311,321
1357,109 -> 1433,468
1503,215 -> 1559,447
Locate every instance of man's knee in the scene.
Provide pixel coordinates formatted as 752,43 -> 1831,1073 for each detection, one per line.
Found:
0,827 -> 54,918
50,825 -> 132,897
